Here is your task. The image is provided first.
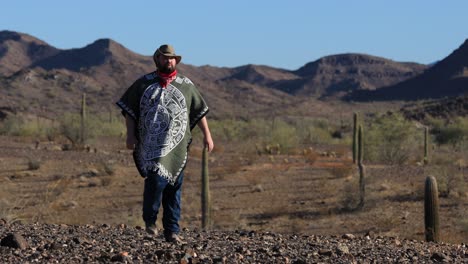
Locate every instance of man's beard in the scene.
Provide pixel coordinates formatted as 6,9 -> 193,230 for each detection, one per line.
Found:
156,60 -> 176,74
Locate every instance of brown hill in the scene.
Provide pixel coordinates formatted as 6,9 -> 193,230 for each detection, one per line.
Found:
0,30 -> 60,76
0,33 -> 297,120
0,30 -> 455,121
349,39 -> 468,101
290,54 -> 427,98
224,55 -> 427,99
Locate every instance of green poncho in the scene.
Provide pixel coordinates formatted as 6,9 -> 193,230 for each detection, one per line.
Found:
117,71 -> 209,184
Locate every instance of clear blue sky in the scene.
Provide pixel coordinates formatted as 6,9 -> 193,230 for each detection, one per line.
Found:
1,1 -> 467,70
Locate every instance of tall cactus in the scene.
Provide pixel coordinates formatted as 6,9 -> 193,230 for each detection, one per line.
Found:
424,126 -> 429,165
358,124 -> 364,164
352,112 -> 358,164
201,146 -> 211,229
357,124 -> 366,209
424,176 -> 440,242
80,93 -> 87,145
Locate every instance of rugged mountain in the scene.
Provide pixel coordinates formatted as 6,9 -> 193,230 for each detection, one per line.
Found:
222,55 -> 427,99
349,39 -> 468,101
0,38 -> 151,117
2,30 -> 465,121
0,30 -> 60,76
0,32 -> 298,120
285,54 -> 427,98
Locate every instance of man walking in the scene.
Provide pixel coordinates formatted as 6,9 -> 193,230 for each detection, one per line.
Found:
117,44 -> 214,243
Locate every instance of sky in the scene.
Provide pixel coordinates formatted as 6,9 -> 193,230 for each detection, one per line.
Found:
1,1 -> 467,70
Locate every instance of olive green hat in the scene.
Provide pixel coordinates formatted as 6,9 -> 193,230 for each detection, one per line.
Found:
153,44 -> 182,64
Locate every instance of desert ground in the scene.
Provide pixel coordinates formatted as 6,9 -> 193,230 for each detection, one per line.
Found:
0,127 -> 466,246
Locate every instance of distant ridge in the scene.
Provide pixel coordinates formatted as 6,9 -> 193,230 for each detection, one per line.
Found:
0,30 -> 467,120
348,39 -> 468,101
286,53 -> 427,98
0,30 -> 60,75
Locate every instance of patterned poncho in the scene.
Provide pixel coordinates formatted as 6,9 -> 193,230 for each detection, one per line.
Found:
116,71 -> 209,184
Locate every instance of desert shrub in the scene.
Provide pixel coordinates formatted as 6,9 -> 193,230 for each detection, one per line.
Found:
27,158 -> 41,170
59,112 -> 125,146
269,119 -> 300,152
295,118 -> 343,145
429,117 -> 468,149
208,118 -> 299,153
0,115 -> 24,135
0,110 -> 125,144
59,113 -> 83,145
340,181 -> 360,211
0,115 -> 54,138
428,165 -> 466,198
203,117 -> 347,155
98,160 -> 116,176
88,115 -> 126,137
208,119 -> 250,142
365,113 -> 421,164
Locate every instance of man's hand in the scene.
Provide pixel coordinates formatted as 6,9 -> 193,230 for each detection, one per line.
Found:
198,116 -> 214,152
204,133 -> 214,152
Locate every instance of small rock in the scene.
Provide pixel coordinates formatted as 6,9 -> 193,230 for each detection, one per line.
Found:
430,252 -> 451,262
1,233 -> 29,249
336,244 -> 350,255
342,233 -> 355,240
111,251 -> 129,262
318,249 -> 333,256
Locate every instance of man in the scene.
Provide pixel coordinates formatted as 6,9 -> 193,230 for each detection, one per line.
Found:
116,44 -> 214,243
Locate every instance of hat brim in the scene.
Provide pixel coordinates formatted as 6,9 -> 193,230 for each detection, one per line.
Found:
156,50 -> 182,64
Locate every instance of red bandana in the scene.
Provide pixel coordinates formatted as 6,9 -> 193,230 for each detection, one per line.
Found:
157,70 -> 178,88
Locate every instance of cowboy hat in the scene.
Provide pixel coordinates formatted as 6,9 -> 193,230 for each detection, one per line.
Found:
153,44 -> 182,64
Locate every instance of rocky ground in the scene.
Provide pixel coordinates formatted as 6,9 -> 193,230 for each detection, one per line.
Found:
0,222 -> 466,263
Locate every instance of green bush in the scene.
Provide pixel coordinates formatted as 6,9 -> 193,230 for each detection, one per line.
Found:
27,158 -> 41,170
429,117 -> 468,149
59,112 -> 125,146
0,111 -> 124,145
365,113 -> 421,164
206,117 -> 346,154
0,115 -> 57,139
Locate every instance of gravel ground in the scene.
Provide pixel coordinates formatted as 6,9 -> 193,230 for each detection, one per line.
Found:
0,222 -> 467,263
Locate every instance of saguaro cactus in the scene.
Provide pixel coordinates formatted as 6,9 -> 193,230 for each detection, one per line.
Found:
424,176 -> 440,242
357,124 -> 366,209
424,126 -> 429,165
201,146 -> 211,229
352,112 -> 359,164
80,93 -> 87,144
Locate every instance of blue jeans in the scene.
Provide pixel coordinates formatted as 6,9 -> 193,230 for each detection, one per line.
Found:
142,171 -> 184,235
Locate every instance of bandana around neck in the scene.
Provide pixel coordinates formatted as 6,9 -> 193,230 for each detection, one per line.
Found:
157,70 -> 178,88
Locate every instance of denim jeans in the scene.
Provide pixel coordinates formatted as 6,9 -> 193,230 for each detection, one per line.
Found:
142,171 -> 184,235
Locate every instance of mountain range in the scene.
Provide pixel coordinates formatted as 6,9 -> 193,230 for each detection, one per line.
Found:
0,30 -> 467,120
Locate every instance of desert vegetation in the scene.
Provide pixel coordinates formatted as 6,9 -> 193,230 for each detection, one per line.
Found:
0,104 -> 466,245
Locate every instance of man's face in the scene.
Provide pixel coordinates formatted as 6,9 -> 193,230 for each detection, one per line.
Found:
156,54 -> 177,73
